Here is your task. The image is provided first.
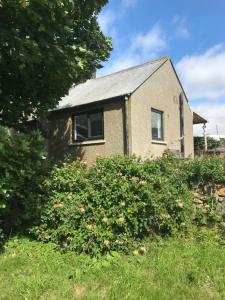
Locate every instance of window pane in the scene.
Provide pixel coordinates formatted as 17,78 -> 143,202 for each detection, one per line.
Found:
89,112 -> 103,138
74,114 -> 88,140
151,110 -> 163,140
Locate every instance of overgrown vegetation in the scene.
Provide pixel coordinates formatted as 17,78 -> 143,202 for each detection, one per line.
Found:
1,132 -> 225,298
0,126 -> 48,243
1,235 -> 225,300
194,136 -> 225,150
1,125 -> 224,255
33,155 -> 225,255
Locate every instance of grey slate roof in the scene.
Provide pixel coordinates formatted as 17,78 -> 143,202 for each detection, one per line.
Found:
55,57 -> 168,110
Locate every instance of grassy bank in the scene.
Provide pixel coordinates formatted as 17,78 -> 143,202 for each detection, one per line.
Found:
1,233 -> 225,300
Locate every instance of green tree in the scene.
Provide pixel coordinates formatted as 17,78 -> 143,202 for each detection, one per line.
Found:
194,136 -> 221,150
0,125 -> 48,236
0,0 -> 112,127
219,138 -> 225,147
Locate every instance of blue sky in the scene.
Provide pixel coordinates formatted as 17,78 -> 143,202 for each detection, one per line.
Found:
97,0 -> 225,136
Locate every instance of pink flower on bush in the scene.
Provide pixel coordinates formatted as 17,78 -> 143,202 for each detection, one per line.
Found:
132,176 -> 140,183
103,240 -> 110,248
53,203 -> 63,208
80,207 -> 85,214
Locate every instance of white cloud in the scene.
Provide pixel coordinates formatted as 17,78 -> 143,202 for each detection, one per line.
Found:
131,25 -> 166,54
98,9 -> 116,35
192,103 -> 225,136
172,16 -> 190,39
99,24 -> 167,75
98,0 -> 137,35
176,44 -> 225,100
122,0 -> 137,8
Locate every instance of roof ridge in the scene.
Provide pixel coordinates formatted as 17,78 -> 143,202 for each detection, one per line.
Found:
56,56 -> 171,111
95,56 -> 169,81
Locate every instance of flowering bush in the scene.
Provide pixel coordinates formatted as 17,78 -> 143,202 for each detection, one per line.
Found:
35,156 -> 193,255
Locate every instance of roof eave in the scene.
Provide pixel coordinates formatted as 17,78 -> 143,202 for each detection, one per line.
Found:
193,111 -> 208,124
50,94 -> 128,113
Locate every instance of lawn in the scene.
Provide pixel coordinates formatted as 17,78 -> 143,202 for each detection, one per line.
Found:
1,233 -> 225,300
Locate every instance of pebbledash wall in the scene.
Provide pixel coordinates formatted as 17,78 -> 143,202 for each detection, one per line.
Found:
47,60 -> 194,164
129,59 -> 193,158
47,98 -> 125,164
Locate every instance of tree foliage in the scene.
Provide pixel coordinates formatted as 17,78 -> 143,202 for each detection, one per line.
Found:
0,0 -> 112,127
0,125 -> 48,236
194,136 -> 225,150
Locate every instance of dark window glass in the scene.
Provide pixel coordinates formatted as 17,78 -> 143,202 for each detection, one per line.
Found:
74,110 -> 103,141
74,114 -> 88,140
89,112 -> 103,138
151,109 -> 163,140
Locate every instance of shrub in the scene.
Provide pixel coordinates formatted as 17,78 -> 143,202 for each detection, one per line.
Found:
194,136 -> 221,150
184,157 -> 225,189
35,155 -> 193,255
179,157 -> 225,226
0,228 -> 4,251
193,195 -> 221,226
0,126 -> 48,236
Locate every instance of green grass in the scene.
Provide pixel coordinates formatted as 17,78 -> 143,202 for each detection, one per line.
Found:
1,233 -> 225,300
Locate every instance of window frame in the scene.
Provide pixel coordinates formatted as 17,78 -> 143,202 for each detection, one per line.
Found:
72,109 -> 104,142
151,108 -> 164,141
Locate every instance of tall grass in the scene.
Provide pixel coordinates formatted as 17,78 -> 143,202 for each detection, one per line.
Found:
1,233 -> 225,300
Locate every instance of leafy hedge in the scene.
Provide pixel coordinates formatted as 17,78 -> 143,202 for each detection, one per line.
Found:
35,156 -> 195,255
183,157 -> 225,226
2,131 -> 224,255
184,157 -> 225,189
0,126 -> 48,240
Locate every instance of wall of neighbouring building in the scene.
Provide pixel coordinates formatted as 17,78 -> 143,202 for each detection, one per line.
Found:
129,59 -> 194,158
47,98 -> 125,164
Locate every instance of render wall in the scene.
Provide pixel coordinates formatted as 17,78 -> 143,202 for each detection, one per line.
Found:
129,60 -> 194,158
47,99 -> 125,164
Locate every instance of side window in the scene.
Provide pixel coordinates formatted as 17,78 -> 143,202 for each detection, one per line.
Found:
89,111 -> 103,138
74,110 -> 104,141
151,108 -> 164,141
74,114 -> 88,140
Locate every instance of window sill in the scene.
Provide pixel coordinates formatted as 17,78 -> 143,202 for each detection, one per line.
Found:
69,139 -> 106,146
151,140 -> 167,145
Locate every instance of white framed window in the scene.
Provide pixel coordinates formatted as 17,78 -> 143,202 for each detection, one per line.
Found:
151,108 -> 164,141
73,109 -> 104,141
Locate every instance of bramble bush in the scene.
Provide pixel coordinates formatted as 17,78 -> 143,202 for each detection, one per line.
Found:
34,155 -> 225,255
183,157 -> 225,226
183,157 -> 225,189
0,126 -> 48,239
35,155 -> 194,255
1,134 -> 223,256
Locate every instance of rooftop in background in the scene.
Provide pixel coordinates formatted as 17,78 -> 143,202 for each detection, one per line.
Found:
193,112 -> 207,124
55,57 -> 169,111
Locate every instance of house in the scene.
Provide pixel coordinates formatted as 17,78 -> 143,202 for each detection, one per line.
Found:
47,57 -> 195,164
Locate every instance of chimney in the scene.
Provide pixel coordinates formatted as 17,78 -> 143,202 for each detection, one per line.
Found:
91,71 -> 96,79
